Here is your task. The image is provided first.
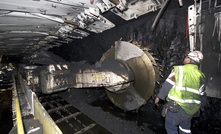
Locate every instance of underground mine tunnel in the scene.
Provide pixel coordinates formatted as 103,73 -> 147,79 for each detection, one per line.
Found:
0,0 -> 221,134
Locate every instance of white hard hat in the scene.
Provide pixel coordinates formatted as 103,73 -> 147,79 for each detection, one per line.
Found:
187,51 -> 203,63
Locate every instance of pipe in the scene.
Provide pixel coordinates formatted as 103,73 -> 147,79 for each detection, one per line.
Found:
151,0 -> 171,31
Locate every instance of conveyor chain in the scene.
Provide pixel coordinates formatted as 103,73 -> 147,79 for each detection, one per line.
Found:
38,94 -> 112,134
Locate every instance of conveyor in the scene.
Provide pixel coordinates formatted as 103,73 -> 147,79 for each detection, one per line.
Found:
11,72 -> 112,134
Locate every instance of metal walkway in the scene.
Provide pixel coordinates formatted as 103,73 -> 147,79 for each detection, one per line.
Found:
38,94 -> 112,134
12,72 -> 112,134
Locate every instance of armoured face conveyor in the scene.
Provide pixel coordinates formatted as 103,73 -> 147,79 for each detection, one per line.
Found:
32,41 -> 160,111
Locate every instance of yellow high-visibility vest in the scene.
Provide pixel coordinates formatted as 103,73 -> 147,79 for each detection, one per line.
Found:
167,64 -> 205,116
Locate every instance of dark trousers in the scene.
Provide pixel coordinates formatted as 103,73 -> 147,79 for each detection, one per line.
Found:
165,105 -> 192,134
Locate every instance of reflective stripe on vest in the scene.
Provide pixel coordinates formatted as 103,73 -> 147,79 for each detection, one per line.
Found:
168,94 -> 201,104
167,64 -> 204,115
172,86 -> 201,95
177,66 -> 183,87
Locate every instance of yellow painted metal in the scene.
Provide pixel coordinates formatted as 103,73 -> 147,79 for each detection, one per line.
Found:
33,94 -> 62,134
15,98 -> 25,134
17,73 -> 62,134
13,73 -> 25,134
